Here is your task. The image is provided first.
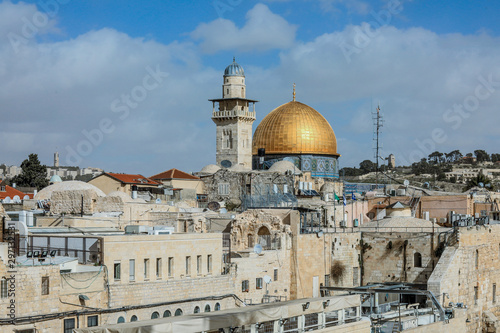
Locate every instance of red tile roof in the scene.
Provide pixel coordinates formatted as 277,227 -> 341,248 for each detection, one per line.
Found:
105,173 -> 160,185
150,168 -> 200,181
0,185 -> 34,200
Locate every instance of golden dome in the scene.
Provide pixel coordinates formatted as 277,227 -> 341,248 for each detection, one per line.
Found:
252,100 -> 339,156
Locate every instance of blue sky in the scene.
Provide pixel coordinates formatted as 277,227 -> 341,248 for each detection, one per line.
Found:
1,0 -> 500,176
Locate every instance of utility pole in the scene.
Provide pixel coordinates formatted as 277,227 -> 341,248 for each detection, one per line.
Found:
372,105 -> 384,189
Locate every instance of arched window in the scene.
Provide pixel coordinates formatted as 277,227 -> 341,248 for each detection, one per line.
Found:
204,304 -> 211,312
175,309 -> 183,316
414,252 -> 422,268
163,310 -> 171,318
215,303 -> 221,311
117,316 -> 125,324
194,306 -> 200,313
130,315 -> 138,322
151,312 -> 159,319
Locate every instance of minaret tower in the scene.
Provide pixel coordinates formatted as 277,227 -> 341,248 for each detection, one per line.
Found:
210,58 -> 257,169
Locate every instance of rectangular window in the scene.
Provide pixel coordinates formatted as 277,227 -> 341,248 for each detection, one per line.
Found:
114,261 -> 121,280
274,269 -> 278,281
1,279 -> 7,298
129,259 -> 135,281
64,318 -> 75,333
41,276 -> 49,295
324,274 -> 330,287
207,255 -> 212,274
156,258 -> 162,278
256,277 -> 263,289
242,280 -> 249,292
474,286 -> 478,305
87,315 -> 98,327
218,183 -> 230,196
197,255 -> 202,275
494,284 -> 497,303
185,256 -> 191,276
144,258 -> 150,279
168,257 -> 174,277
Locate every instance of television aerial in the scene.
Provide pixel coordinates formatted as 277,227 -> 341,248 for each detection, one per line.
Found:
207,202 -> 221,212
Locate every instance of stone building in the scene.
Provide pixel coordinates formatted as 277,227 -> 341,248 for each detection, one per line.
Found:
210,58 -> 257,170
149,168 -> 205,206
88,172 -> 160,197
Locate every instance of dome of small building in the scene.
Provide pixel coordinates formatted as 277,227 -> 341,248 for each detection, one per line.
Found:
253,100 -> 339,156
268,160 -> 302,174
224,58 -> 245,77
200,164 -> 221,174
362,216 -> 437,232
35,181 -> 106,201
320,182 -> 335,193
49,175 -> 62,184
107,191 -> 135,203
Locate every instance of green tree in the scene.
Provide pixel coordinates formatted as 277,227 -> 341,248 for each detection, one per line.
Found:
474,150 -> 490,162
450,150 -> 463,162
492,153 -> 500,163
428,151 -> 443,164
12,154 -> 48,190
359,160 -> 376,174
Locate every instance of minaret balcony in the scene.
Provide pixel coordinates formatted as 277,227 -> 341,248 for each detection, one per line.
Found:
212,109 -> 256,120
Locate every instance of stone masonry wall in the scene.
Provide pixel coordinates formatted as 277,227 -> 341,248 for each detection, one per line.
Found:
428,224 -> 500,333
362,232 -> 440,285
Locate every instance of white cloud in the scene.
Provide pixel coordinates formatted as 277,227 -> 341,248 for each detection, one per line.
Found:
191,3 -> 297,54
265,24 -> 500,166
317,0 -> 372,15
1,1 -> 499,175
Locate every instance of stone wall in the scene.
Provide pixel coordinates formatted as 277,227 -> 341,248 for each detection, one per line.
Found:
428,224 -> 500,332
290,227 -> 361,300
0,263 -> 108,332
50,189 -> 100,215
232,249 -> 291,304
102,233 -> 224,285
362,231 -> 440,285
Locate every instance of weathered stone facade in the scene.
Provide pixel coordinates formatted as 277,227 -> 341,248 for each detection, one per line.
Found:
428,224 -> 500,332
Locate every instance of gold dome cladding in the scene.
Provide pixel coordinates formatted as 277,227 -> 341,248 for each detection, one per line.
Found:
252,100 -> 339,156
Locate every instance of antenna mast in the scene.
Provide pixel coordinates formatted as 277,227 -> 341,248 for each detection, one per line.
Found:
372,105 -> 384,186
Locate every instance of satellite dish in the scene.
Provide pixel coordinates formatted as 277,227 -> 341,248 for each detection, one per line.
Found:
479,182 -> 484,188
253,244 -> 263,254
207,202 -> 221,212
263,275 -> 272,284
155,198 -> 162,203
221,160 -> 232,168
3,197 -> 11,203
403,180 -> 409,186
220,208 -> 227,214
23,195 -> 30,200
13,195 -> 21,203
